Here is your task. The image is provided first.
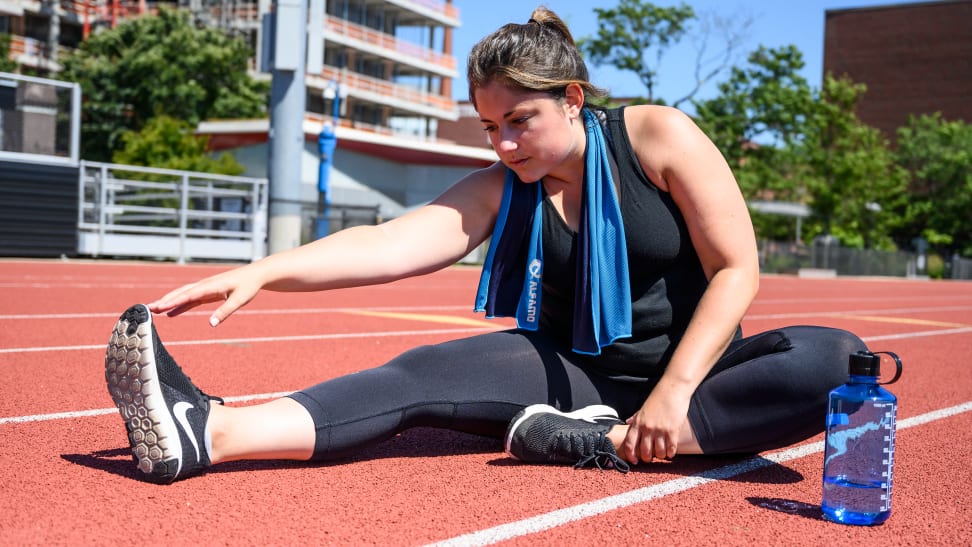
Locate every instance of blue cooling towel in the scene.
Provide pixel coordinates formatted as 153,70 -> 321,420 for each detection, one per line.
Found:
474,109 -> 631,354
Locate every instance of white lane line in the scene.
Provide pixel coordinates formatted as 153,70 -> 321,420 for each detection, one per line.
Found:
0,281 -> 473,290
0,326 -> 496,354
0,392 -> 296,425
1,305 -> 969,354
2,304 -> 969,322
4,318 -> 970,356
746,305 -> 972,321
0,305 -> 470,320
0,326 -> 969,421
427,400 -> 972,547
862,326 -> 972,341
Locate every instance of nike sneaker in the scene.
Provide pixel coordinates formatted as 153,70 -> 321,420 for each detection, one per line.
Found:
505,404 -> 630,473
105,304 -> 222,483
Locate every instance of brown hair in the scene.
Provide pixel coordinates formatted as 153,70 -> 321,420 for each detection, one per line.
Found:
467,6 -> 606,108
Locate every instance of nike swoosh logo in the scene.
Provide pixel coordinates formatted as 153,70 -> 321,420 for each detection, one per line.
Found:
173,401 -> 201,463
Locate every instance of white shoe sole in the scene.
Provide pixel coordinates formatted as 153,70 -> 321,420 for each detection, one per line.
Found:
504,404 -> 620,456
105,304 -> 184,480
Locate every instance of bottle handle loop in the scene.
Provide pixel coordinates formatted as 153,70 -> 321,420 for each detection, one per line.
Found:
874,351 -> 903,385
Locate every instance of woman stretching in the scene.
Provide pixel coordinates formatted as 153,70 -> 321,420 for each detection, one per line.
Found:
105,6 -> 865,483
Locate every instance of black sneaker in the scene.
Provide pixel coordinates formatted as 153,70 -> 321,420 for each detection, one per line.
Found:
105,304 -> 222,484
505,404 -> 630,473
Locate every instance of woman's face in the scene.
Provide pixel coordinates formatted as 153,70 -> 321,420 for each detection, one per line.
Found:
474,81 -> 584,183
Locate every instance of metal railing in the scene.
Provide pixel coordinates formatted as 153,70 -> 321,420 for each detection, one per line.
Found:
0,71 -> 81,164
758,239 -> 972,280
77,160 -> 268,263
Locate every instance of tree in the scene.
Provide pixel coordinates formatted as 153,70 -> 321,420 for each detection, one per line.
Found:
59,8 -> 268,161
694,48 -> 907,248
580,0 -> 695,105
112,115 -> 245,175
693,45 -> 817,242
798,75 -> 907,250
0,33 -> 17,73
579,0 -> 751,108
894,113 -> 972,256
694,45 -> 815,200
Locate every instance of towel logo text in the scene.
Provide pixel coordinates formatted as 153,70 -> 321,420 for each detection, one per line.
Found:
526,259 -> 542,323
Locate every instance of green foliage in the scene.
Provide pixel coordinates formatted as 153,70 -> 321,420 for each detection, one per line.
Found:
894,113 -> 972,256
694,50 -> 907,251
798,75 -> 908,251
0,34 -> 17,72
586,3 -> 971,260
579,0 -> 695,104
693,45 -> 814,201
926,253 -> 945,279
112,115 -> 244,176
59,8 -> 268,161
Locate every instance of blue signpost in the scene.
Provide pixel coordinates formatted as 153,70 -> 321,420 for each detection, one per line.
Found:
315,81 -> 341,239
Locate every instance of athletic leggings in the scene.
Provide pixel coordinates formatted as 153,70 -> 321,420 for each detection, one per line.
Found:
288,326 -> 866,460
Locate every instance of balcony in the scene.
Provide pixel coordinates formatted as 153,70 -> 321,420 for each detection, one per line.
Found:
311,65 -> 457,120
323,14 -> 456,76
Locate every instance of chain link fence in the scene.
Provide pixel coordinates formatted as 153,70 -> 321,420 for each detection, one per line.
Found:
758,239 -> 972,280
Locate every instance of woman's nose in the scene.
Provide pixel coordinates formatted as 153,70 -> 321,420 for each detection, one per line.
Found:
495,128 -> 517,153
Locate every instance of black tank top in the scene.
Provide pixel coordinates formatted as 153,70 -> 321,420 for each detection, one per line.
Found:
539,107 -> 709,377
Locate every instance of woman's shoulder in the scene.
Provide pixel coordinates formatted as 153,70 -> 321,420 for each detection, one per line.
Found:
617,105 -> 703,192
621,104 -> 698,140
434,161 -> 508,215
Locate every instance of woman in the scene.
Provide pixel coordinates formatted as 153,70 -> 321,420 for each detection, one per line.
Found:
104,7 -> 865,483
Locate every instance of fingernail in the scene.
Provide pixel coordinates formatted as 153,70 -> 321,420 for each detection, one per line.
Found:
209,316 -> 220,327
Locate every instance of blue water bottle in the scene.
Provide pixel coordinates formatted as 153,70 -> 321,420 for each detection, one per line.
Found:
822,350 -> 902,525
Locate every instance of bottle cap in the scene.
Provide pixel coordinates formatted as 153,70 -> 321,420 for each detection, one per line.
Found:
849,350 -> 881,376
848,350 -> 903,384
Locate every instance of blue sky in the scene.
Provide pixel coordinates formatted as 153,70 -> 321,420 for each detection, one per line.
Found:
449,0 -> 918,109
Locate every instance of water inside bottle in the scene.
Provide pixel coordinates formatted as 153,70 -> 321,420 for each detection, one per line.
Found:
822,475 -> 891,524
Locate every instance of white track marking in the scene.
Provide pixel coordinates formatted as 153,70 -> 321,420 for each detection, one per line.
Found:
426,401 -> 972,547
1,304 -> 968,322
0,305 -> 470,320
0,325 -> 969,420
862,326 -> 972,341
0,326 -> 496,354
0,391 -> 296,425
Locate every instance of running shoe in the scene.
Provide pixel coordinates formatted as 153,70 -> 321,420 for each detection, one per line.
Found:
505,404 -> 630,473
105,304 -> 222,483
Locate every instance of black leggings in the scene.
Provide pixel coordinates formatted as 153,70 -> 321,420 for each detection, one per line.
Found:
288,326 -> 866,460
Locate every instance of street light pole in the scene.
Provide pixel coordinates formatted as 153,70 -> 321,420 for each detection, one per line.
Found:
266,0 -> 308,254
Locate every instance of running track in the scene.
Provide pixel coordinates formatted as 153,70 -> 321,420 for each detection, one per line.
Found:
1,259 -> 970,545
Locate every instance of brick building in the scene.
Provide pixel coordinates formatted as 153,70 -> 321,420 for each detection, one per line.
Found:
823,0 -> 972,140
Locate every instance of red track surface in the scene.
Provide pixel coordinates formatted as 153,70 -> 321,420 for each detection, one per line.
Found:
1,259 -> 970,545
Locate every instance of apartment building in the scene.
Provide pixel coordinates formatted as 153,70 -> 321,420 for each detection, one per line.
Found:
1,0 -> 496,239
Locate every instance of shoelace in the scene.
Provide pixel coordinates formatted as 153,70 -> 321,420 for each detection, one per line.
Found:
571,431 -> 631,473
186,374 -> 224,406
574,450 -> 631,473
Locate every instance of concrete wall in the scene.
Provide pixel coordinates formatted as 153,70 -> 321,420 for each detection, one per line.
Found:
227,140 -> 480,220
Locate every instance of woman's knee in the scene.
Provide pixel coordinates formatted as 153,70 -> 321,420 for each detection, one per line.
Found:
780,325 -> 868,384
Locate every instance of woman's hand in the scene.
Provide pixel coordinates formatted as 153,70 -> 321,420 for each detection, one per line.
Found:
148,264 -> 263,326
620,381 -> 693,464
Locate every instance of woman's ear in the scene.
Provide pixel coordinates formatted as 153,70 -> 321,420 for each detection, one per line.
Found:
563,83 -> 585,117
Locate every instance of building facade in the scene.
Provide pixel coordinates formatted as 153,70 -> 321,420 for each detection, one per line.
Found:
823,0 -> 972,141
1,0 -> 496,243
